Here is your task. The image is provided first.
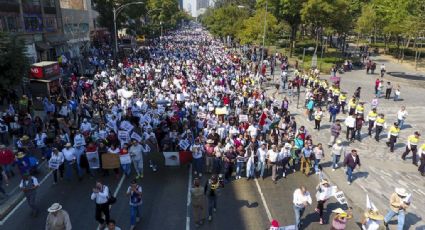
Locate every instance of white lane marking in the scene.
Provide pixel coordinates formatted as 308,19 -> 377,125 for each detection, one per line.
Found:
254,178 -> 273,222
0,170 -> 53,225
186,164 -> 192,230
96,174 -> 126,230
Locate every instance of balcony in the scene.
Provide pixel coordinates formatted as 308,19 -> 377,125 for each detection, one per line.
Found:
0,2 -> 20,13
22,3 -> 42,14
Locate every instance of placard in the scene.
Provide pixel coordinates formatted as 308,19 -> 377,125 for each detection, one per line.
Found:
334,191 -> 347,204
118,130 -> 129,142
86,151 -> 100,169
163,152 -> 180,166
215,107 -> 228,115
239,114 -> 248,122
120,121 -> 134,132
179,139 -> 190,150
119,154 -> 132,164
102,153 -> 120,169
131,132 -> 142,142
48,159 -> 61,169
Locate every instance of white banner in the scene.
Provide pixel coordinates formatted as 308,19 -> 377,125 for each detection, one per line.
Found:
131,132 -> 143,142
86,151 -> 100,169
163,152 -> 180,166
239,114 -> 248,122
334,191 -> 347,204
120,121 -> 134,132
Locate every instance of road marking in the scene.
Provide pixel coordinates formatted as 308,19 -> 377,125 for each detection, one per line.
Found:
185,164 -> 192,230
254,178 -> 273,222
0,170 -> 53,225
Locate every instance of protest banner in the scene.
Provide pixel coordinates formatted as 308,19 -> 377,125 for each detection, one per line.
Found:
179,139 -> 190,150
86,151 -> 100,169
239,114 -> 248,122
48,159 -> 61,170
102,153 -> 120,169
119,121 -> 134,132
163,152 -> 180,166
119,154 -> 132,164
334,191 -> 348,204
130,132 -> 143,142
118,130 -> 129,143
215,107 -> 228,115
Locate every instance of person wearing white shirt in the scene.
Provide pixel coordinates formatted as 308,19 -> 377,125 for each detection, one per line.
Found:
19,174 -> 40,216
80,119 -> 92,133
129,140 -> 144,179
49,148 -> 65,184
293,186 -> 312,229
396,106 -> 408,129
91,181 -> 110,228
267,145 -> 279,183
279,143 -> 292,178
62,143 -> 77,180
344,114 -> 356,141
191,139 -> 204,177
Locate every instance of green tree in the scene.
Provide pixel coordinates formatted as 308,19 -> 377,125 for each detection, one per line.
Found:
0,32 -> 29,90
236,9 -> 280,45
278,0 -> 306,57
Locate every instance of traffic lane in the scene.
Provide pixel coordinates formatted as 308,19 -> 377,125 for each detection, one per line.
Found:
194,176 -> 270,230
258,172 -> 359,229
1,171 -> 120,230
110,164 -> 189,230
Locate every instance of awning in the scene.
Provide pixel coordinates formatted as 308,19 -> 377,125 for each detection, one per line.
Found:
35,42 -> 51,51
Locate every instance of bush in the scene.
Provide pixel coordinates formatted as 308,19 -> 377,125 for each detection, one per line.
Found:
388,47 -> 425,58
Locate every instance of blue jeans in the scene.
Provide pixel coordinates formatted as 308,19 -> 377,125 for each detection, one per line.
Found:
246,163 -> 255,178
64,160 -> 74,180
121,163 -> 131,176
314,159 -> 321,173
257,161 -> 266,178
236,161 -> 244,177
208,196 -> 217,216
397,119 -> 405,129
332,155 -> 341,169
293,205 -> 305,229
384,209 -> 405,230
193,158 -> 203,174
213,158 -> 222,174
130,205 -> 141,225
346,167 -> 354,183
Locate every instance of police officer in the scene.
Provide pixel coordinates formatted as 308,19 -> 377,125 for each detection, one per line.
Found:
402,131 -> 420,166
374,114 -> 386,142
367,108 -> 378,136
386,122 -> 400,152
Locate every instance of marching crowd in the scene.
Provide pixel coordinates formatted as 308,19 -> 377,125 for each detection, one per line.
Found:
0,24 -> 419,230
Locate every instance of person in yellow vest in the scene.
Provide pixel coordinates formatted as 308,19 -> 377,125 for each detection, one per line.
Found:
338,93 -> 347,114
367,108 -> 378,137
355,102 -> 365,118
401,131 -> 420,165
374,114 -> 386,142
348,97 -> 357,115
386,122 -> 400,152
418,143 -> 425,176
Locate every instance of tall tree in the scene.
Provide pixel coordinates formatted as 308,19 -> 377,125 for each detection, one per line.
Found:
278,0 -> 306,57
236,9 -> 280,45
0,32 -> 29,90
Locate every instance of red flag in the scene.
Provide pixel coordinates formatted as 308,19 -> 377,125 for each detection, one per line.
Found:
259,112 -> 267,126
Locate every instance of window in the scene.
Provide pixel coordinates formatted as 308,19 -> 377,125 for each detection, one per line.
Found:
43,0 -> 55,7
22,0 -> 40,5
7,16 -> 18,31
24,16 -> 42,31
0,17 -> 6,32
44,16 -> 56,31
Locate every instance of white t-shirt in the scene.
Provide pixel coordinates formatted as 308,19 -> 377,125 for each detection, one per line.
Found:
362,219 -> 380,230
267,150 -> 278,163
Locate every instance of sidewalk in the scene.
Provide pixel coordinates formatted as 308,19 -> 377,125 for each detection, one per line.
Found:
264,55 -> 425,229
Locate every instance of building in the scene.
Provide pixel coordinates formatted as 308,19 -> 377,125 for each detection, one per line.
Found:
183,0 -> 209,18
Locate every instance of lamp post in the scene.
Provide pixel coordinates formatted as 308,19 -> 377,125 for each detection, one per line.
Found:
113,1 -> 144,55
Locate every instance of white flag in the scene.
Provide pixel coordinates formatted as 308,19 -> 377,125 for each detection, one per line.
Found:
366,194 -> 377,211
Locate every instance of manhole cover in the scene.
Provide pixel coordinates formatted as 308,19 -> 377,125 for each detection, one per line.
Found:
387,72 -> 425,81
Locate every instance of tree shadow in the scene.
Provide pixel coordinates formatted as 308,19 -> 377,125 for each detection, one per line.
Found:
320,124 -> 331,130
405,212 -> 422,230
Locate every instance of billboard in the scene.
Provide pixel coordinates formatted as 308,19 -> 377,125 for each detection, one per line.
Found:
60,0 -> 85,10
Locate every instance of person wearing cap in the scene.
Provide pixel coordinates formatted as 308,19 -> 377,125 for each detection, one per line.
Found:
191,178 -> 205,227
293,186 -> 312,229
343,149 -> 361,185
401,131 -> 420,165
19,173 -> 39,217
45,203 -> 72,230
386,122 -> 400,152
373,114 -> 386,142
49,148 -> 65,184
62,143 -> 79,181
315,179 -> 332,224
366,108 -> 378,137
383,188 -> 410,230
331,207 -> 353,230
361,209 -> 384,230
126,179 -> 142,230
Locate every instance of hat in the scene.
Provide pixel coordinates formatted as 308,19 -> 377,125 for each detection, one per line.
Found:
16,152 -> 25,158
270,219 -> 279,227
332,208 -> 347,215
20,135 -> 29,141
206,139 -> 214,144
284,143 -> 292,149
65,143 -> 72,147
395,188 -> 408,197
47,203 -> 62,212
336,139 -> 342,144
320,179 -> 330,186
365,210 -> 384,220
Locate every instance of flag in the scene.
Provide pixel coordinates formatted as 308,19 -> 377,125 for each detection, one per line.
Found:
259,112 -> 267,126
366,194 -> 377,211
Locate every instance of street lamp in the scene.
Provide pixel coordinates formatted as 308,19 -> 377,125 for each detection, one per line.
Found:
113,1 -> 144,55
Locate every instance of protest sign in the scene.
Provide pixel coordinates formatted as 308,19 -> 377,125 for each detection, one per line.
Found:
131,132 -> 143,142
102,154 -> 120,169
86,151 -> 100,169
48,159 -> 61,170
239,114 -> 248,122
334,191 -> 347,204
163,152 -> 180,166
119,154 -> 132,164
118,130 -> 129,143
215,107 -> 228,115
179,139 -> 190,150
120,121 -> 134,132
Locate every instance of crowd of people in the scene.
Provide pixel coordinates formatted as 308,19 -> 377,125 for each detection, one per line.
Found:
0,23 -> 420,230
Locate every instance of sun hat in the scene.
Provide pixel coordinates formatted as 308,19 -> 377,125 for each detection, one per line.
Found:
320,179 -> 330,186
365,210 -> 384,220
47,203 -> 62,212
16,152 -> 25,158
336,139 -> 342,144
20,135 -> 29,141
395,188 -> 408,197
65,143 -> 72,147
332,208 -> 347,215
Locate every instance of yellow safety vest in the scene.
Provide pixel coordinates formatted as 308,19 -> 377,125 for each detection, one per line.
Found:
349,100 -> 356,108
339,95 -> 347,101
389,126 -> 400,136
376,117 -> 385,126
408,135 -> 419,145
356,105 -> 364,112
367,111 -> 378,120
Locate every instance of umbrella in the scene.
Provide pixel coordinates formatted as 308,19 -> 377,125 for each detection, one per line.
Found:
0,148 -> 15,165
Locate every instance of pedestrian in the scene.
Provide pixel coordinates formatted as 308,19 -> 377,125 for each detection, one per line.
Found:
386,122 -> 400,152
344,114 -> 355,142
62,142 -> 79,181
104,220 -> 121,230
328,120 -> 341,147
315,179 -> 332,224
380,64 -> 386,77
401,131 -> 420,165
396,106 -> 408,129
328,103 -> 339,123
354,114 -> 364,141
45,203 -> 72,230
418,143 -> 425,176
293,186 -> 312,230
256,143 -> 267,179
313,107 -> 323,130
313,143 -> 324,174
191,138 -> 204,177
129,139 -> 144,179
0,166 -> 9,199
383,188 -> 411,230
119,144 -> 131,177
330,208 -> 353,230
385,82 -> 392,99
373,114 -> 386,142
300,143 -> 313,176
366,108 -> 378,137
267,144 -> 279,183
331,140 -> 345,171
223,146 -> 236,182
393,85 -> 401,101
361,209 -> 384,230
343,149 -> 361,185
49,148 -> 65,184
91,180 -> 110,229
19,173 -> 39,216
204,174 -> 223,222
191,178 -> 205,227
126,179 -> 142,230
